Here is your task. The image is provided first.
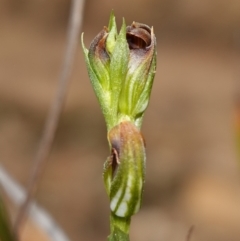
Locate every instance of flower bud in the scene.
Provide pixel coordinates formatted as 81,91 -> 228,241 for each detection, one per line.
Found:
103,121 -> 146,218
82,13 -> 156,130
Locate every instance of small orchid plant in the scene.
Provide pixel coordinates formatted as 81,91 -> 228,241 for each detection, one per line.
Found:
82,12 -> 157,241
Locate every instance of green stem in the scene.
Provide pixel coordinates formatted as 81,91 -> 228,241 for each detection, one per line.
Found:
108,212 -> 131,241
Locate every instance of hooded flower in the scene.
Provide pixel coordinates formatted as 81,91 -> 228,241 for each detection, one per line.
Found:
82,13 -> 156,130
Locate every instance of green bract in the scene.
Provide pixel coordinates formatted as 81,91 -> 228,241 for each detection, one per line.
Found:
104,121 -> 145,218
81,13 -> 156,131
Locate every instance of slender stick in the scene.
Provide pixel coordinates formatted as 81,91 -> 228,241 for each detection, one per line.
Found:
14,0 -> 85,237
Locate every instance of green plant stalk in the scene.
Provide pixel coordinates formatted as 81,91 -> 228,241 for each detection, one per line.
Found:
108,213 -> 130,241
82,12 -> 156,240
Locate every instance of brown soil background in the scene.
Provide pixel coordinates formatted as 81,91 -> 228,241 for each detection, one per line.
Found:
1,0 -> 240,241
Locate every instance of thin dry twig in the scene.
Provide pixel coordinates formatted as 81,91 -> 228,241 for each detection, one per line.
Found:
14,0 -> 85,237
186,225 -> 195,241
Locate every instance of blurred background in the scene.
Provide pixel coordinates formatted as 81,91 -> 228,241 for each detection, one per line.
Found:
1,0 -> 240,240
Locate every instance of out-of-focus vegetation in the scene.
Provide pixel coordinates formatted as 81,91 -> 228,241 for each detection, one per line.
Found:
0,195 -> 15,241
